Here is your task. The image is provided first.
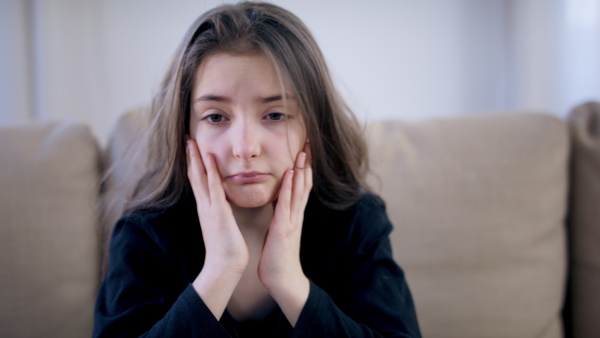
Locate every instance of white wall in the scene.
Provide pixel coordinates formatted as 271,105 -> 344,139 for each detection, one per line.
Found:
0,0 -> 33,125
563,0 -> 600,112
1,0 -> 599,144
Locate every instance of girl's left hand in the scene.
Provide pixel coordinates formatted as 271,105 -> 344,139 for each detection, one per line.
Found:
258,142 -> 312,326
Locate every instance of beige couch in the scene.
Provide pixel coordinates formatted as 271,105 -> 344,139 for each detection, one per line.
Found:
1,102 -> 599,337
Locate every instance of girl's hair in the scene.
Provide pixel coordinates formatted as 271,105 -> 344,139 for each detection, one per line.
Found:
108,1 -> 369,226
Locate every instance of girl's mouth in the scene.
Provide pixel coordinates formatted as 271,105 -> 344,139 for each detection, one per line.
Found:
226,171 -> 270,184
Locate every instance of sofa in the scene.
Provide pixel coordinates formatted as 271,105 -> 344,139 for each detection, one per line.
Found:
1,102 -> 598,337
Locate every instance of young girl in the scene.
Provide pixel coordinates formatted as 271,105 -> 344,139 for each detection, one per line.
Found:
94,2 -> 420,337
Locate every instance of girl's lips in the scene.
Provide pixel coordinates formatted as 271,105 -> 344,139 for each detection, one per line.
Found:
226,172 -> 270,184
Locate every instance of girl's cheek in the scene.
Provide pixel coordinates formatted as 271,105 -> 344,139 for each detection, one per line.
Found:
193,125 -> 220,147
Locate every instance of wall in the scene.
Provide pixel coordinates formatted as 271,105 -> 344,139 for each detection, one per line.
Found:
1,0 -> 599,144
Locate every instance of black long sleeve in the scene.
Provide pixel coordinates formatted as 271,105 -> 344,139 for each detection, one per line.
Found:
93,193 -> 420,337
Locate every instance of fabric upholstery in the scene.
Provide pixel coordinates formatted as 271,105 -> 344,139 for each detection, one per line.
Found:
367,113 -> 569,338
567,102 -> 600,338
0,122 -> 101,337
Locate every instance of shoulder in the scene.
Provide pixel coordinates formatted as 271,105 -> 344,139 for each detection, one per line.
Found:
303,192 -> 392,245
306,190 -> 386,216
308,191 -> 390,224
106,196 -> 203,283
110,197 -> 199,257
346,193 -> 393,244
300,192 -> 398,293
347,192 -> 388,219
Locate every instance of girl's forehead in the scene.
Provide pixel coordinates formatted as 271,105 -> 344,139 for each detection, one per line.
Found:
194,53 -> 288,94
191,52 -> 306,122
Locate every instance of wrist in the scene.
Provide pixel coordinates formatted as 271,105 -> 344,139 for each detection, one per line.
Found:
267,272 -> 309,297
204,250 -> 249,277
192,264 -> 246,320
203,263 -> 247,281
266,274 -> 310,327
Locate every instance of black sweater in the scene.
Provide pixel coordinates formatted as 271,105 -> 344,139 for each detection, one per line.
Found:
93,193 -> 421,337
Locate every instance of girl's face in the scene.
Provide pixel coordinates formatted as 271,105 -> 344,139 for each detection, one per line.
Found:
189,52 -> 307,208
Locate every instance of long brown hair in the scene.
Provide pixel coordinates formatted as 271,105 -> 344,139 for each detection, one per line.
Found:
106,2 -> 369,229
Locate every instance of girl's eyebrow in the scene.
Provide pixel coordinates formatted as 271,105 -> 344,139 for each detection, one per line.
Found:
261,94 -> 296,103
195,95 -> 230,103
195,94 -> 296,103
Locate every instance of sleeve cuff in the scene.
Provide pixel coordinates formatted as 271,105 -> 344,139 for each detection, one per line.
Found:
292,279 -> 328,337
150,284 -> 230,337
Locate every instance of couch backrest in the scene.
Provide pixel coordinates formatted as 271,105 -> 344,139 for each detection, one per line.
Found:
366,113 -> 569,337
0,122 -> 101,337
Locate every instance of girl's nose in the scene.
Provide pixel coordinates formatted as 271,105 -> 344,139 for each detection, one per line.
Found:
231,121 -> 261,160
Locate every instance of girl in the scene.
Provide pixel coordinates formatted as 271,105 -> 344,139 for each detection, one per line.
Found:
94,2 -> 420,337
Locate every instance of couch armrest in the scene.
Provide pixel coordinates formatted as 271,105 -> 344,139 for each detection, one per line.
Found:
0,122 -> 101,337
567,102 -> 600,338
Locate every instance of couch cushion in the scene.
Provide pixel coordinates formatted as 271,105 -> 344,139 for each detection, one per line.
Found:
367,113 -> 569,338
567,102 -> 600,338
0,122 -> 101,337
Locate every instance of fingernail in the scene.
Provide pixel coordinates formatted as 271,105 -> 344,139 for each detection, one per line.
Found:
298,152 -> 306,168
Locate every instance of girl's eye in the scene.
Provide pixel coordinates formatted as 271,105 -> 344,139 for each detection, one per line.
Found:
266,112 -> 285,121
204,114 -> 225,123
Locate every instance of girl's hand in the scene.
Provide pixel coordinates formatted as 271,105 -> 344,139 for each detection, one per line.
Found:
258,142 -> 312,326
186,137 -> 248,319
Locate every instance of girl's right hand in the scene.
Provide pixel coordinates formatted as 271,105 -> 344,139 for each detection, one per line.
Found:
186,137 -> 248,318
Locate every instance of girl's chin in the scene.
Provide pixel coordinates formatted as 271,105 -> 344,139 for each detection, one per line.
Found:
225,191 -> 278,209
224,182 -> 280,209
228,199 -> 272,209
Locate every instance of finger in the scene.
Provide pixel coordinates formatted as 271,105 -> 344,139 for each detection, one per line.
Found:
303,141 -> 311,164
275,169 -> 294,221
291,151 -> 306,214
299,142 -> 313,208
202,152 -> 226,204
304,142 -> 313,192
187,138 -> 209,200
305,158 -> 313,187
